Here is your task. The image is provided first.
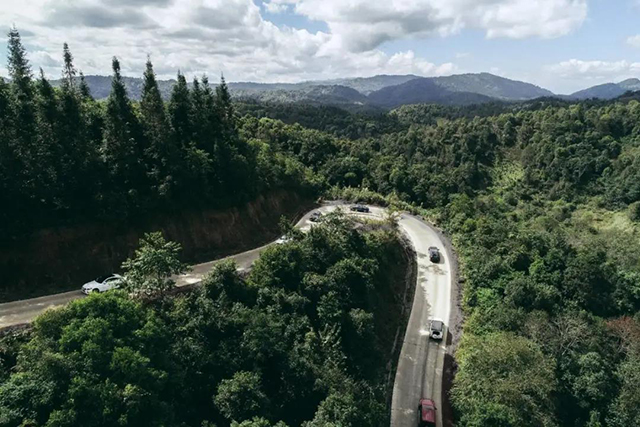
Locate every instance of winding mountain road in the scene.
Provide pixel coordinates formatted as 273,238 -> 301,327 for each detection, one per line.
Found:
0,203 -> 455,427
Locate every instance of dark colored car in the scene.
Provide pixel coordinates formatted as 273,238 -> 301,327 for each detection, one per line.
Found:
428,246 -> 440,263
350,204 -> 370,213
309,211 -> 323,222
418,398 -> 437,427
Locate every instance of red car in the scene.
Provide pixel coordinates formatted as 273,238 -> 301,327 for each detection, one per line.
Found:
418,398 -> 437,427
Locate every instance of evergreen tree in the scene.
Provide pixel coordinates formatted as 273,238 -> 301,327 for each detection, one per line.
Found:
168,71 -> 192,148
216,73 -> 235,130
0,78 -> 18,228
58,44 -> 97,208
190,77 -> 205,148
102,57 -> 146,204
34,68 -> 60,204
199,75 -> 220,156
6,27 -> 37,173
79,71 -> 92,100
7,26 -> 32,96
140,57 -> 175,197
213,74 -> 254,202
62,42 -> 76,91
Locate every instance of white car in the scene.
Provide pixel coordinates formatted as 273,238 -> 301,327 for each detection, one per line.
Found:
81,274 -> 123,294
429,319 -> 445,340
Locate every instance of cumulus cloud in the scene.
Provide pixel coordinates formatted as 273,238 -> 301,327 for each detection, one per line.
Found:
0,0 -> 586,85
386,51 -> 456,76
627,34 -> 640,48
30,50 -> 62,68
547,59 -> 640,79
292,0 -> 588,52
0,0 -> 462,83
542,59 -> 640,92
44,3 -> 157,29
263,0 -> 295,14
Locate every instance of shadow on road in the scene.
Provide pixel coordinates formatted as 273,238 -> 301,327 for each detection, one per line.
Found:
441,331 -> 457,427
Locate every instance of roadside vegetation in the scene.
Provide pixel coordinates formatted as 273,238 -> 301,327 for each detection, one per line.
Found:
0,211 -> 410,426
238,85 -> 640,426
2,26 -> 640,427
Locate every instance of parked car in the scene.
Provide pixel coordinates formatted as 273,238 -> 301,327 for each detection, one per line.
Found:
429,319 -> 444,340
81,274 -> 123,294
309,211 -> 323,222
428,246 -> 440,263
350,204 -> 370,213
418,398 -> 437,427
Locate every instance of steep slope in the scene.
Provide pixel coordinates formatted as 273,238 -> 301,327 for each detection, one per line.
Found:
570,78 -> 640,100
431,72 -> 554,100
368,78 -> 495,107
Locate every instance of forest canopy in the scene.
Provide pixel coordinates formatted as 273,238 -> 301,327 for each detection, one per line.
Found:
1,26 -> 640,427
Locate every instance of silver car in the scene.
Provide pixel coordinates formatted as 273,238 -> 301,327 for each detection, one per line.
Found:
429,319 -> 444,340
81,274 -> 123,294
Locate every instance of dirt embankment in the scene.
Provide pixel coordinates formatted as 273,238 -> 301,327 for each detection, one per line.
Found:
0,190 -> 314,302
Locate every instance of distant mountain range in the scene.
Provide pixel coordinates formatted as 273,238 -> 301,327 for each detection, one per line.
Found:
49,73 -> 640,108
569,78 -> 640,100
367,78 -> 495,107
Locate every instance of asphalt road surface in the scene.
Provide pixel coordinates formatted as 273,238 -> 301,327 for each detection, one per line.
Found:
389,211 -> 452,427
0,203 -> 454,427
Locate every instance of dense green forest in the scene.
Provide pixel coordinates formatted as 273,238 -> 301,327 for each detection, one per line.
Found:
241,101 -> 640,426
0,213 -> 408,426
2,27 -> 640,427
0,29 -> 317,240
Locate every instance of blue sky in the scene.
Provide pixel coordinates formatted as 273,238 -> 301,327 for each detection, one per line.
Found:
2,0 -> 640,93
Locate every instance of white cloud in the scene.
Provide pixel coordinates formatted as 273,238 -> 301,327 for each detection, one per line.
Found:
547,59 -> 640,79
542,59 -> 640,93
0,0 -> 589,86
627,34 -> 640,48
386,50 -> 456,76
293,0 -> 587,52
0,0 -> 459,83
263,0 -> 296,14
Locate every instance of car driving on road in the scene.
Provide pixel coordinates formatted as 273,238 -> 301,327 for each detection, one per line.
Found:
350,204 -> 370,213
81,274 -> 123,294
429,319 -> 444,340
428,246 -> 440,263
418,398 -> 437,427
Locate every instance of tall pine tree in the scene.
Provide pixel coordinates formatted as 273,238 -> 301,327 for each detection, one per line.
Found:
0,78 -> 18,229
61,42 -> 76,90
7,26 -> 33,97
168,71 -> 192,149
140,58 -> 176,198
34,68 -> 61,204
78,72 -> 92,100
7,27 -> 37,173
167,73 -> 214,203
102,57 -> 146,206
58,43 -> 97,209
215,73 -> 234,129
213,74 -> 253,202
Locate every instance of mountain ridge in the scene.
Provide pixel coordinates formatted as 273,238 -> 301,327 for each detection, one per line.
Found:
48,72 -> 640,107
570,78 -> 640,100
